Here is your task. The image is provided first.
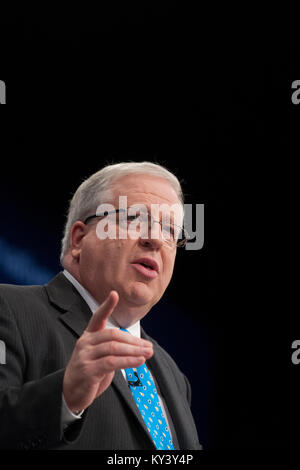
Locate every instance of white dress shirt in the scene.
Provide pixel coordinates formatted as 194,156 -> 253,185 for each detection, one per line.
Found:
61,270 -> 172,439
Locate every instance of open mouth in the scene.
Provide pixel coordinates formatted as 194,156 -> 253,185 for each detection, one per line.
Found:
131,258 -> 159,279
132,257 -> 159,273
139,262 -> 154,270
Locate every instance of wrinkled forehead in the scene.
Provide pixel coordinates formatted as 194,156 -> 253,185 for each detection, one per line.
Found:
107,173 -> 183,222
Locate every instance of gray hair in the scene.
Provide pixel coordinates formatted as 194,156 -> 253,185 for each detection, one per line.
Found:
60,161 -> 184,264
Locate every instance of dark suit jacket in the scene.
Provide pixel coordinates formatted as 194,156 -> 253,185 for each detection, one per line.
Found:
0,273 -> 201,450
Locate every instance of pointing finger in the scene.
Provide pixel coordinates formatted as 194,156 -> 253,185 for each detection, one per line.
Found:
86,290 -> 119,333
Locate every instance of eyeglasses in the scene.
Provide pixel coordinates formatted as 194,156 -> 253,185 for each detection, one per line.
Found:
84,208 -> 189,248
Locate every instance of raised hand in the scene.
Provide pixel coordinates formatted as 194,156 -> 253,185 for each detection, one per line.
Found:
63,290 -> 153,413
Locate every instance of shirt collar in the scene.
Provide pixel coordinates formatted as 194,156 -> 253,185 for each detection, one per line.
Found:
62,269 -> 140,338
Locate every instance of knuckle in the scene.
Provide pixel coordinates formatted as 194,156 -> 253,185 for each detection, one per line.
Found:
106,356 -> 116,369
110,328 -> 119,341
109,341 -> 118,355
76,335 -> 86,350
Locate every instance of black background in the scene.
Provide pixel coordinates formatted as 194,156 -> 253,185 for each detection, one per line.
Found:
0,5 -> 299,449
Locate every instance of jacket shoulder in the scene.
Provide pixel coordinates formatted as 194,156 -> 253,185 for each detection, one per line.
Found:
0,282 -> 47,308
0,282 -> 57,332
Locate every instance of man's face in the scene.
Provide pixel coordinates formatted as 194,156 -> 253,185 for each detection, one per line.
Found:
70,174 -> 182,327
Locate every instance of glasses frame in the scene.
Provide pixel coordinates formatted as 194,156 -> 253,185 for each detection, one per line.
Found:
83,209 -> 189,248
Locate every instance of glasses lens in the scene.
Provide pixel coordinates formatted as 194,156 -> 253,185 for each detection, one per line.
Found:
160,223 -> 187,248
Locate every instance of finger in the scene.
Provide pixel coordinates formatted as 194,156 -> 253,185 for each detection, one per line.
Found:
91,355 -> 147,375
86,290 -> 119,333
88,328 -> 153,348
87,341 -> 154,361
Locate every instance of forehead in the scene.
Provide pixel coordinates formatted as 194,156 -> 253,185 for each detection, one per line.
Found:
109,173 -> 180,206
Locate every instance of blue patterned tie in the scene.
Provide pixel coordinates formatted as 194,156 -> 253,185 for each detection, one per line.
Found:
120,328 -> 174,450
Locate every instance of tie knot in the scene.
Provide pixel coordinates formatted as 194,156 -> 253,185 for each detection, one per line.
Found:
120,327 -> 130,334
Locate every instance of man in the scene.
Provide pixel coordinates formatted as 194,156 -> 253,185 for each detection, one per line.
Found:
0,161 -> 201,450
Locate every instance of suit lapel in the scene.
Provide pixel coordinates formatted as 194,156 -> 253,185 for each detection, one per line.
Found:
45,272 -> 93,337
142,328 -> 197,450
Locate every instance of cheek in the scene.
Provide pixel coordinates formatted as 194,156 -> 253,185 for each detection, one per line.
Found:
84,238 -> 130,273
80,237 -> 111,268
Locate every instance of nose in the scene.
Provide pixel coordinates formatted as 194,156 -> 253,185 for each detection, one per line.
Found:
138,231 -> 164,250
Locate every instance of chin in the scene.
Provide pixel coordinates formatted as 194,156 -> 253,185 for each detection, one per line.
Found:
125,281 -> 155,306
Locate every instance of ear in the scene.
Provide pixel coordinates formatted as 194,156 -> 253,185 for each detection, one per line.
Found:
70,221 -> 88,261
